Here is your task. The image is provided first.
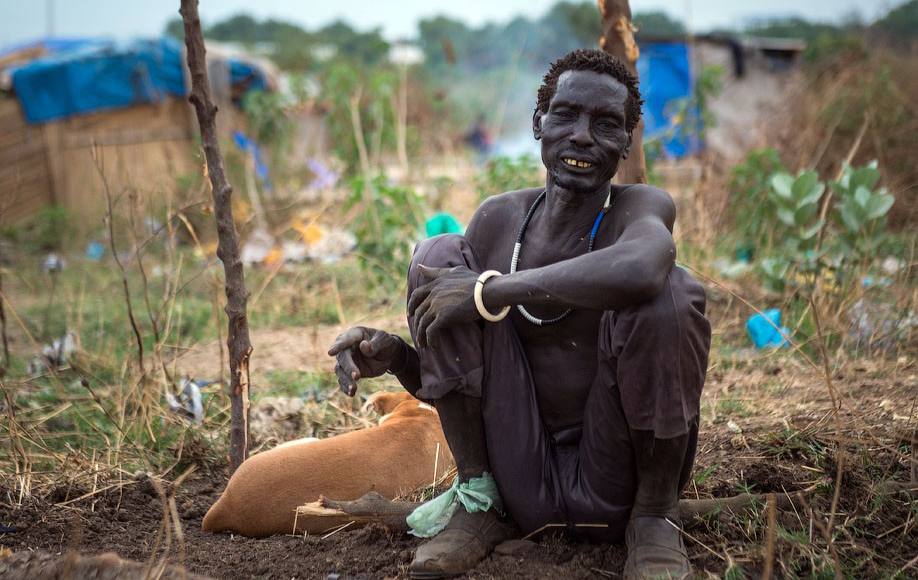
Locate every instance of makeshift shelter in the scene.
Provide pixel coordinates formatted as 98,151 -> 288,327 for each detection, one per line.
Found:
0,36 -> 276,225
637,35 -> 805,160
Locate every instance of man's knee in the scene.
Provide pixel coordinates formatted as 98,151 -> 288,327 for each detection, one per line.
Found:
617,267 -> 709,346
408,234 -> 477,295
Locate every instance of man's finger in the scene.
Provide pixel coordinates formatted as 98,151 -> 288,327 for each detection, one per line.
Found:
426,318 -> 444,350
412,296 -> 434,332
339,349 -> 361,382
327,327 -> 365,356
360,332 -> 392,357
334,363 -> 357,397
407,284 -> 433,316
417,264 -> 448,281
416,310 -> 436,349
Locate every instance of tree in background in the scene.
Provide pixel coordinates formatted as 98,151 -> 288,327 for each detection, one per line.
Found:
874,0 -> 918,42
632,11 -> 686,37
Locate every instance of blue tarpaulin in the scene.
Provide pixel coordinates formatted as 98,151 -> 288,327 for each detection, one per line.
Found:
10,38 -> 187,124
637,42 -> 698,158
7,36 -> 272,125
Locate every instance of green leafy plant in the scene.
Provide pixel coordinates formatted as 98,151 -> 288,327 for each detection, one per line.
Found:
475,154 -> 542,201
241,90 -> 292,159
728,148 -> 786,248
759,170 -> 825,292
831,161 -> 894,265
757,161 -> 895,295
346,175 -> 425,291
16,205 -> 75,251
664,64 -> 725,144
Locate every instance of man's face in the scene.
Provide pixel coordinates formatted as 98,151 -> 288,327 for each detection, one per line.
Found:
535,69 -> 630,193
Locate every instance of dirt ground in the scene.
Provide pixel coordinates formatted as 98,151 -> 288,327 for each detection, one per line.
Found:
2,357 -> 915,579
172,315 -> 405,386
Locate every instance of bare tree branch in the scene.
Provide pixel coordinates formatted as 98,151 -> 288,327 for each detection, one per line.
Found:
179,0 -> 253,473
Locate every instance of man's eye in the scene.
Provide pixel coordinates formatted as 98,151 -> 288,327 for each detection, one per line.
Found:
554,111 -> 576,120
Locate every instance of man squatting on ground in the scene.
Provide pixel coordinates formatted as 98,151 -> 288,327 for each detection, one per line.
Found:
328,49 -> 712,579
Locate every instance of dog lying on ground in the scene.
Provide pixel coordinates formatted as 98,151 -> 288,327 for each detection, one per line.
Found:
202,392 -> 453,537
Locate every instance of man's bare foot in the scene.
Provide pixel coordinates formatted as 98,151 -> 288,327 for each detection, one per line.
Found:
624,515 -> 691,580
409,510 -> 513,579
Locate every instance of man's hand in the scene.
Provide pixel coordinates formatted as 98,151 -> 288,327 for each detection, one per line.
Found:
407,265 -> 482,349
328,327 -> 404,397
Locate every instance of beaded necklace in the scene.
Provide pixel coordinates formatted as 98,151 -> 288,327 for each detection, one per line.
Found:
509,189 -> 612,326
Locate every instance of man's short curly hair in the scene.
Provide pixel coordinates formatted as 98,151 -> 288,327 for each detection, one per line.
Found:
536,49 -> 643,133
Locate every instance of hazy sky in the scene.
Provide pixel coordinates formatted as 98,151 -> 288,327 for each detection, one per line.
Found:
0,0 -> 906,47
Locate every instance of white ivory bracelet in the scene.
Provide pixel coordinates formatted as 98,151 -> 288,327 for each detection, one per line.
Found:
474,270 -> 511,322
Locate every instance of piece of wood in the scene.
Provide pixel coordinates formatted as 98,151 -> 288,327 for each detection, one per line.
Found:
179,0 -> 253,474
597,0 -> 646,185
295,492 -> 422,534
295,483 -> 911,536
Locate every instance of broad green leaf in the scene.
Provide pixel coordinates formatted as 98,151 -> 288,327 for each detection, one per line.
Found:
865,193 -> 894,220
799,181 -> 825,206
770,173 -> 794,199
838,165 -> 851,190
800,220 -> 824,240
853,166 -> 880,191
793,203 -> 818,226
777,207 -> 796,226
854,186 -> 871,208
792,171 -> 819,201
839,206 -> 861,233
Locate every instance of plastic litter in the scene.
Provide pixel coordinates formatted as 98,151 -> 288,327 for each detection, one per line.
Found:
848,298 -> 917,352
164,377 -> 206,423
406,472 -> 504,538
712,257 -> 751,279
250,396 -> 306,443
306,227 -> 356,264
28,331 -> 78,374
746,309 -> 790,349
85,241 -> 105,262
425,212 -> 464,238
281,240 -> 308,263
240,228 -> 275,265
41,253 -> 65,273
307,158 -> 339,191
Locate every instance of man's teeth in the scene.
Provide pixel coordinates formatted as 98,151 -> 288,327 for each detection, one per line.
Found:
563,158 -> 593,168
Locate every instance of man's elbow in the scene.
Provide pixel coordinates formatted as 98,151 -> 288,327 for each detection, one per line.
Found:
627,249 -> 675,299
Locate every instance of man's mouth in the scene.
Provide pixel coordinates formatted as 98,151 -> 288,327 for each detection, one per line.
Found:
562,157 -> 593,169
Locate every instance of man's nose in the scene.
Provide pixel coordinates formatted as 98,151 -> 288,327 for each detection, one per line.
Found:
570,115 -> 593,147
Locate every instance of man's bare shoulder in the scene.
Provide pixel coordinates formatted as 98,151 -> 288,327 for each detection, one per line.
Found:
614,183 -> 676,229
467,187 -> 543,239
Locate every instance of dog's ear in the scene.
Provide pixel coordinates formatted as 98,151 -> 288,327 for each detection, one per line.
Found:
362,391 -> 414,416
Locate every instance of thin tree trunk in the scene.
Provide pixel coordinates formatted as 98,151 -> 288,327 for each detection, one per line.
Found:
598,0 -> 647,184
179,0 -> 253,473
0,262 -> 8,374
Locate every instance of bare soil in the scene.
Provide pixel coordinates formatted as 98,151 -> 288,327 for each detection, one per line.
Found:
2,360 -> 915,579
172,316 -> 405,385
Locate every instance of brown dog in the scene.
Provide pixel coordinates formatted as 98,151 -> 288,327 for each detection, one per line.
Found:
202,392 -> 453,537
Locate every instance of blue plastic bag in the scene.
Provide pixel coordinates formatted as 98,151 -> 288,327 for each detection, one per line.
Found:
746,309 -> 790,349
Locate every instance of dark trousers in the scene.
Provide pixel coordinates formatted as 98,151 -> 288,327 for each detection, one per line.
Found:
405,234 -> 711,540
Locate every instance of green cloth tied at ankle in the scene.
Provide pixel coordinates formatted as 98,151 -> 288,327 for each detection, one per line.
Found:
406,472 -> 504,538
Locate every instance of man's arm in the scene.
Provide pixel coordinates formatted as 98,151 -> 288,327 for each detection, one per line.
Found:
483,185 -> 676,312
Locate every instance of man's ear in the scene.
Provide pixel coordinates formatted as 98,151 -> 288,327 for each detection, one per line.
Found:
532,108 -> 543,141
622,132 -> 633,159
